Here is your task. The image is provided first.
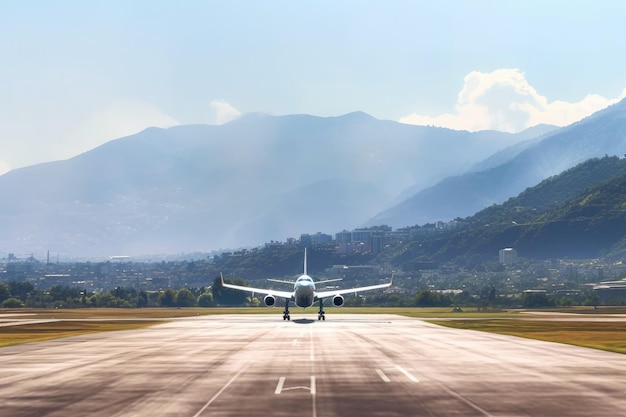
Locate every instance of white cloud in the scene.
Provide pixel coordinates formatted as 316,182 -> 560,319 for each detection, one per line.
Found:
210,99 -> 241,125
0,160 -> 11,176
400,69 -> 626,133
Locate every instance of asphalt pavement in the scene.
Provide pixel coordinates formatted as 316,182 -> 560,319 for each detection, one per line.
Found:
1,313 -> 625,417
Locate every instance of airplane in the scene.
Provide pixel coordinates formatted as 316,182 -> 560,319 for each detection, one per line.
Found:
220,248 -> 393,320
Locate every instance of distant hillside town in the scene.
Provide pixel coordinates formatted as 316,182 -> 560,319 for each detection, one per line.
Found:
274,220 -> 466,255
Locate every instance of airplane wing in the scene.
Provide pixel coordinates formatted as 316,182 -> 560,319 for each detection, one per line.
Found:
267,278 -> 296,285
314,278 -> 343,285
316,276 -> 393,299
220,274 -> 293,299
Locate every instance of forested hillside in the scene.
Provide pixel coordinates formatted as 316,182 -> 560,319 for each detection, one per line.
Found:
393,156 -> 626,264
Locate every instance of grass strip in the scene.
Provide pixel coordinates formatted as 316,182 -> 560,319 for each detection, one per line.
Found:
431,319 -> 626,354
0,320 -> 165,347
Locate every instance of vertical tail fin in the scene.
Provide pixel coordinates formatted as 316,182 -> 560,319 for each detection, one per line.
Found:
304,247 -> 308,276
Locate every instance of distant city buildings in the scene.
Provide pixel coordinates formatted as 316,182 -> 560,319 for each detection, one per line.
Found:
288,221 -> 470,255
499,248 -> 518,266
331,221 -> 468,255
334,226 -> 390,254
300,232 -> 333,247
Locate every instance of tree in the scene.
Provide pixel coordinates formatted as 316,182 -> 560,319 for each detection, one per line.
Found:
8,281 -> 34,301
583,293 -> 601,307
48,285 -> 81,303
0,284 -> 9,303
2,298 -> 24,308
197,291 -> 215,307
89,293 -> 131,308
111,286 -> 129,301
522,291 -> 554,308
211,276 -> 249,306
455,290 -> 473,306
414,290 -> 451,307
136,291 -> 148,308
478,285 -> 497,311
176,288 -> 197,307
158,289 -> 177,307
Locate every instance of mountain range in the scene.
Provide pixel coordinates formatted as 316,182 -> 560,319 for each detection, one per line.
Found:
368,99 -> 626,227
1,99 -> 626,258
385,155 -> 626,265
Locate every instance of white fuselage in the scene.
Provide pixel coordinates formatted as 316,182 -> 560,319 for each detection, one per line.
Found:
293,275 -> 316,308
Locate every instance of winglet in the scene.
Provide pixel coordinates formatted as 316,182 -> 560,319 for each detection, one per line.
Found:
220,273 -> 225,286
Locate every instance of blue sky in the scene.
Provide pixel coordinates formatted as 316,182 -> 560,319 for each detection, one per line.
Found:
2,1 -> 626,173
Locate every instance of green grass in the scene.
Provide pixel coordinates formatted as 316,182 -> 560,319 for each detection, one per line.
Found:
431,319 -> 626,354
551,306 -> 626,315
0,320 -> 165,347
0,307 -> 221,319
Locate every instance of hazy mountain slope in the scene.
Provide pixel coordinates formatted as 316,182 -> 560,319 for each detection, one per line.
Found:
467,124 -> 557,173
0,112 -> 532,257
369,99 -> 626,228
393,156 -> 626,264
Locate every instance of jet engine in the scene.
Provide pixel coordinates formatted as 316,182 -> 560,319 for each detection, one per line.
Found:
264,295 -> 276,307
332,295 -> 344,307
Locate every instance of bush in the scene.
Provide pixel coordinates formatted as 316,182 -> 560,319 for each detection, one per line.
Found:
2,298 -> 25,308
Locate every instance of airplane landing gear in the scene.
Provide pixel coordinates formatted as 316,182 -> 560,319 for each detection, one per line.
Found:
318,300 -> 325,321
283,300 -> 291,321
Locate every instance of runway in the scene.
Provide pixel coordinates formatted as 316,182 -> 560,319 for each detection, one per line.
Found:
1,313 -> 626,417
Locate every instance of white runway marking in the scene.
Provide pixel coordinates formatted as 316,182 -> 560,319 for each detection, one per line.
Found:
192,365 -> 249,417
378,365 -> 420,383
311,375 -> 317,417
396,366 -> 420,383
376,369 -> 391,382
309,328 -> 315,361
274,376 -> 316,395
274,377 -> 285,394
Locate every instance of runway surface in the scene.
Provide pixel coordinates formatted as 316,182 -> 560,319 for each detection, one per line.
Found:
1,313 -> 626,417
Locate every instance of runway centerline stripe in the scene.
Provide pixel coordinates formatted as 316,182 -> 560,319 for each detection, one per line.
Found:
309,328 -> 315,361
311,376 -> 317,417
